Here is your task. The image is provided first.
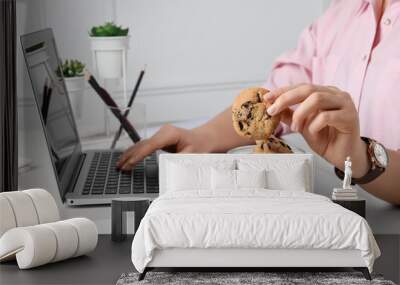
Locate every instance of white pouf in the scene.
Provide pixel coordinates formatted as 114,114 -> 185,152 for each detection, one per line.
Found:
0,189 -> 98,269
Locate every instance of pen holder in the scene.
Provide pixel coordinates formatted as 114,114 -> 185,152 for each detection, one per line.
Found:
76,103 -> 146,150
106,103 -> 147,148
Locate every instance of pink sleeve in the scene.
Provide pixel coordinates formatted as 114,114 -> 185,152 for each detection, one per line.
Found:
264,22 -> 316,91
264,0 -> 344,90
266,22 -> 317,136
264,1 -> 340,136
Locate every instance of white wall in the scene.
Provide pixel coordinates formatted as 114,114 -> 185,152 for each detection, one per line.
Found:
39,0 -> 325,125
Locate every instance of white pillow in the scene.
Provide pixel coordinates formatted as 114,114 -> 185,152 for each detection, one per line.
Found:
237,159 -> 308,192
236,169 -> 267,189
167,162 -> 208,191
211,168 -> 267,190
211,168 -> 236,190
167,160 -> 235,191
267,163 -> 307,191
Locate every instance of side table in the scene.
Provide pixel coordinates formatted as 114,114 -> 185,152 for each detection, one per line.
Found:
111,198 -> 151,242
332,199 -> 366,218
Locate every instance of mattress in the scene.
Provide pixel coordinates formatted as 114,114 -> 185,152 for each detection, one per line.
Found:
131,190 -> 380,273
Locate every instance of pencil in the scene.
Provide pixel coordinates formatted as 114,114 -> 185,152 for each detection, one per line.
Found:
84,71 -> 118,108
84,70 -> 141,143
111,66 -> 146,148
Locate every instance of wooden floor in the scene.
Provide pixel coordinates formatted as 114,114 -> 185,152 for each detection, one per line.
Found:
0,235 -> 398,285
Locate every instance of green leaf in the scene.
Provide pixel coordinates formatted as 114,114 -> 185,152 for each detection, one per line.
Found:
90,22 -> 130,37
58,59 -> 86,78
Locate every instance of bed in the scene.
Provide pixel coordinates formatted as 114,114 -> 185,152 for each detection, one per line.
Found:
131,154 -> 380,280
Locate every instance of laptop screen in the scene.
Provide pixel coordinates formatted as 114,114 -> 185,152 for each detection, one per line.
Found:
21,29 -> 82,199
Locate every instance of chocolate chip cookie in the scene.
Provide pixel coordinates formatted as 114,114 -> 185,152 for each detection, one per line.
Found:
232,87 -> 280,140
254,135 -> 293,154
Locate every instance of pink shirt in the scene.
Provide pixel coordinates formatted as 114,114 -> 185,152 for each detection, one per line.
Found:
265,0 -> 400,150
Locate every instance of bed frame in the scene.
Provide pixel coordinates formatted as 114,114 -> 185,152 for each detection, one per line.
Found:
139,248 -> 371,280
138,154 -> 371,281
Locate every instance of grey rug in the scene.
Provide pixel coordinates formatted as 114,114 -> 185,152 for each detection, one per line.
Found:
116,272 -> 396,285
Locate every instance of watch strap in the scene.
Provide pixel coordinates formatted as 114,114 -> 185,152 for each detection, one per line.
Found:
334,137 -> 386,185
334,166 -> 383,185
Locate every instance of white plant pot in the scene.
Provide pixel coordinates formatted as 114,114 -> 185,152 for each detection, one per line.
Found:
64,77 -> 85,119
90,36 -> 130,79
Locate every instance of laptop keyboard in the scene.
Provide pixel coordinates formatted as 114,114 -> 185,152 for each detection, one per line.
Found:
82,151 -> 158,195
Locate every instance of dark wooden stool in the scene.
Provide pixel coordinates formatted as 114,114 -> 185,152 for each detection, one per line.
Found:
111,198 -> 151,242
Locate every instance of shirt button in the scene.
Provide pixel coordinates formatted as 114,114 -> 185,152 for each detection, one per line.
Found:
383,18 -> 391,25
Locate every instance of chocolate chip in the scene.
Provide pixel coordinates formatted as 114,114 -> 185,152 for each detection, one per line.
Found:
238,121 -> 244,130
242,102 -> 251,109
257,92 -> 263,102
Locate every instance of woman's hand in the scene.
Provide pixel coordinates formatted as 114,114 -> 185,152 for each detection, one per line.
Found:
265,84 -> 370,177
117,125 -> 213,171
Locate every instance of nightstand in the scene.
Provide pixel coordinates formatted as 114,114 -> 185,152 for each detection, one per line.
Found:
111,198 -> 151,242
332,199 -> 366,218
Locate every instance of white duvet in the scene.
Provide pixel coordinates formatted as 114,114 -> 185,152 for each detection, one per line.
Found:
131,190 -> 380,273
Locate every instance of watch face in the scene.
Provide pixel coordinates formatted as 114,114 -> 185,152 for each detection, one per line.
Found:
373,143 -> 388,167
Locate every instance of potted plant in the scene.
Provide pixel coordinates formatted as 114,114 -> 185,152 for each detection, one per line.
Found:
58,59 -> 86,119
89,22 -> 130,79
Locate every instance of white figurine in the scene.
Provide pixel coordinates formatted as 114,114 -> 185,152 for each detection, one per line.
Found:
332,156 -> 357,200
343,156 -> 352,190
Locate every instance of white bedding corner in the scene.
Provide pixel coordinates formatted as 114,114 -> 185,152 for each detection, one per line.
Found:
131,190 -> 380,273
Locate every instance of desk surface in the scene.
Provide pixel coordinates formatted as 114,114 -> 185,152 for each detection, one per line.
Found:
0,235 -> 398,285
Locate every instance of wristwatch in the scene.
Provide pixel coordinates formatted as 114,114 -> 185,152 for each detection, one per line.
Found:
334,137 -> 389,185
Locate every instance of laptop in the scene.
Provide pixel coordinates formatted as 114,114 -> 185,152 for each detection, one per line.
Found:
21,28 -> 159,206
